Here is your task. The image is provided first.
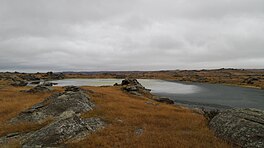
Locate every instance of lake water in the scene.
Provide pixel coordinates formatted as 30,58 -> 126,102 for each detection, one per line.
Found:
50,79 -> 264,110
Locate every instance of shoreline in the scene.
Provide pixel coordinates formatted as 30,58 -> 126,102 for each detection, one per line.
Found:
64,76 -> 264,90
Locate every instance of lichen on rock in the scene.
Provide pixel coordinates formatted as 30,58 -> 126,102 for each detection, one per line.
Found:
3,86 -> 104,147
209,108 -> 264,147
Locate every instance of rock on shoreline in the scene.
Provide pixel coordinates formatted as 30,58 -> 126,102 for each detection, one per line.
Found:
115,78 -> 151,96
209,108 -> 264,147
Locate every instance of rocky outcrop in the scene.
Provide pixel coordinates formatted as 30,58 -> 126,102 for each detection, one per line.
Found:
209,108 -> 264,147
25,84 -> 52,93
14,87 -> 94,122
154,97 -> 174,104
21,113 -> 103,147
19,74 -> 40,81
11,80 -> 28,86
3,86 -> 104,147
0,72 -> 63,87
121,79 -> 142,86
46,72 -> 64,80
64,85 -> 81,92
117,78 -> 151,96
42,81 -> 58,86
202,109 -> 220,121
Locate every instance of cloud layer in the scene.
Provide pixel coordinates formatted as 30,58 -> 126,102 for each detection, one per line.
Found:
0,0 -> 264,72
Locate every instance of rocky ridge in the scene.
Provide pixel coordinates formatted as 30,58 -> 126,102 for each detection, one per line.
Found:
1,86 -> 104,147
0,72 -> 65,87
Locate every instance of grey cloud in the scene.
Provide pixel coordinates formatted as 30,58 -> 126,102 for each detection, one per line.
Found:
0,0 -> 263,72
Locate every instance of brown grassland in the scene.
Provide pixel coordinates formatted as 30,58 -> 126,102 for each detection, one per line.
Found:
69,86 -> 230,147
0,80 -> 231,147
0,82 -> 64,147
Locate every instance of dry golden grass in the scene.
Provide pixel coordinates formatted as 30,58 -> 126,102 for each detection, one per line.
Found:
0,86 -> 49,122
0,82 -> 63,138
0,85 -> 60,122
0,118 -> 53,137
69,86 -> 231,148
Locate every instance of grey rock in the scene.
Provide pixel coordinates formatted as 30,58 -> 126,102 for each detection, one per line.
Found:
22,115 -> 104,147
119,78 -> 151,96
0,132 -> 24,144
129,91 -> 142,96
209,108 -> 264,147
3,86 -> 105,147
121,79 -> 145,89
123,86 -> 138,92
25,85 -> 52,93
64,85 -> 81,92
30,81 -> 40,85
42,81 -> 53,86
19,74 -> 39,81
46,72 -> 64,80
154,97 -> 174,104
13,88 -> 94,122
11,80 -> 28,86
121,79 -> 139,86
6,132 -> 20,138
202,109 -> 220,121
135,127 -> 144,136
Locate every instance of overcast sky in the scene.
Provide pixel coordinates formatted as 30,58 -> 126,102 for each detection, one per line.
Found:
0,0 -> 264,72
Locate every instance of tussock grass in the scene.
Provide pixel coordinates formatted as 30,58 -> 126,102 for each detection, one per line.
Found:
70,86 -> 230,148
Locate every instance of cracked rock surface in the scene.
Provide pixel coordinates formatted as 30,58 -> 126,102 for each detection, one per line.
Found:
12,86 -> 94,122
2,86 -> 104,147
209,108 -> 264,147
22,114 -> 103,147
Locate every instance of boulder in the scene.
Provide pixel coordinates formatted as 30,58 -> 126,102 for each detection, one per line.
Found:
46,72 -> 65,80
154,97 -> 174,104
64,86 -> 81,92
11,80 -> 28,86
113,83 -> 120,86
119,78 -> 151,96
26,85 -> 52,93
121,79 -> 144,89
209,108 -> 264,147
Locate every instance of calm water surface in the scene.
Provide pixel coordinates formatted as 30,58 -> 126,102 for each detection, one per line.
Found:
50,79 -> 264,110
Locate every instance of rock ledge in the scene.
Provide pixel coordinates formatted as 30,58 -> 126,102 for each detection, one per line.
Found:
209,108 -> 264,147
